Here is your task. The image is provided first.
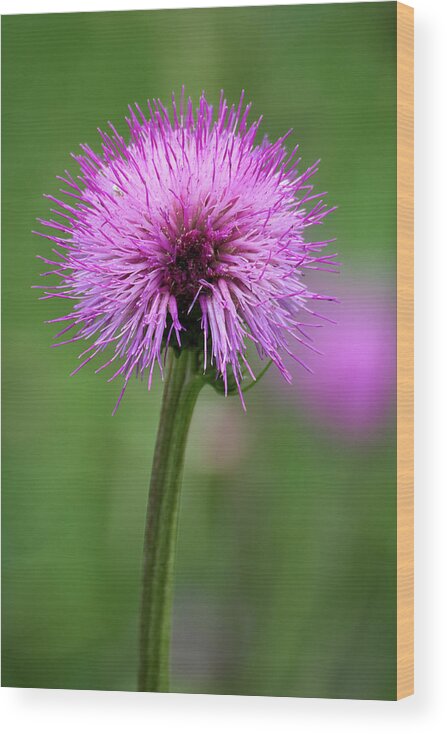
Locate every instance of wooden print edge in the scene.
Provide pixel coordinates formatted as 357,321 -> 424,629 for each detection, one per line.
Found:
396,1 -> 414,701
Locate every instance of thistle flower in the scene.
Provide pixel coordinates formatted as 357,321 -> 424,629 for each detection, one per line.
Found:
36,91 -> 338,693
37,90 -> 337,411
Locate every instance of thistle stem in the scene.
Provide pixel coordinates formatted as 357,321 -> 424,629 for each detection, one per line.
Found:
138,348 -> 203,692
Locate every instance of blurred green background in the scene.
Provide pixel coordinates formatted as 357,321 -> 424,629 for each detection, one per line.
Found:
2,3 -> 397,698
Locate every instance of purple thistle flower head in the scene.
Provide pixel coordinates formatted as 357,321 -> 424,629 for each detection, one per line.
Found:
37,90 -> 337,412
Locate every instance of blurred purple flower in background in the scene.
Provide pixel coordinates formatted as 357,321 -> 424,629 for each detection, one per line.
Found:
275,278 -> 396,439
36,90 -> 337,410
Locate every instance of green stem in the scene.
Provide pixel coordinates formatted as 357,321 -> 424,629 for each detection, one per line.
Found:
138,348 -> 204,692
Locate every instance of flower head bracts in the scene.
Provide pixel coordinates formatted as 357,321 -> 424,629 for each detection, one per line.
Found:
36,90 -> 338,411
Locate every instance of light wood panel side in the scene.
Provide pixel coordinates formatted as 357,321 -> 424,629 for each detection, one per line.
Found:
397,1 -> 414,701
